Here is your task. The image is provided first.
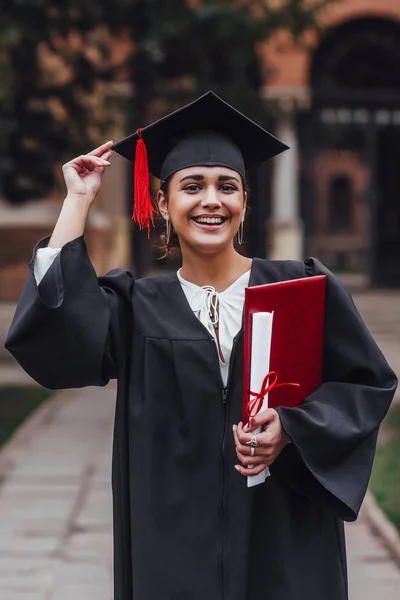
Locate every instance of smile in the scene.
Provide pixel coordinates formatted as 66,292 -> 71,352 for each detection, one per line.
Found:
191,216 -> 228,227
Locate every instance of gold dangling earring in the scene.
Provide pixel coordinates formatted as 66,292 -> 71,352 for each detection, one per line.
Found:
237,219 -> 244,245
165,218 -> 171,244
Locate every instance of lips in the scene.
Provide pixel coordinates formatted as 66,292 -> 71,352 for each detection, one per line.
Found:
191,215 -> 228,226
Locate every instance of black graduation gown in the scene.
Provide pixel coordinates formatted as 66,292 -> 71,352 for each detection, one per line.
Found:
5,236 -> 397,600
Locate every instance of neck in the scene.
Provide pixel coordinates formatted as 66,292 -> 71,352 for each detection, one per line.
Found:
180,243 -> 252,292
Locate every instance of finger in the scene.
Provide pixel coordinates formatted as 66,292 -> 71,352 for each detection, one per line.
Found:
63,155 -> 106,169
235,441 -> 252,455
236,421 -> 254,445
245,408 -> 277,432
235,441 -> 270,456
79,154 -> 111,167
232,423 -> 242,448
87,140 -> 114,157
233,422 -> 262,448
234,463 -> 270,476
236,421 -> 264,446
64,155 -> 110,170
96,147 -> 114,162
235,449 -> 267,466
243,408 -> 275,432
234,426 -> 268,453
63,162 -> 96,175
102,148 -> 114,161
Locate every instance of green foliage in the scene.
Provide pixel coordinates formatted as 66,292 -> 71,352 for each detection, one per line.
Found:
0,0 -> 335,204
0,385 -> 53,449
370,406 -> 400,533
128,0 -> 337,125
0,1 -> 135,202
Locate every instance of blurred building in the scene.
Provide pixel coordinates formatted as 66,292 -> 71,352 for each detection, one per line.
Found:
265,0 -> 400,287
1,0 -> 400,300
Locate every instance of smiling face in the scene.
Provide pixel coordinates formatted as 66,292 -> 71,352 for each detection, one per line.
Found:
157,166 -> 246,257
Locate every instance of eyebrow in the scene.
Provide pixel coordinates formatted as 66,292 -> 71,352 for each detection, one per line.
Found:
179,174 -> 240,183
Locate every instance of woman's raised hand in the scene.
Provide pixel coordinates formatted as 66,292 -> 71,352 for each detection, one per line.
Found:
62,141 -> 114,205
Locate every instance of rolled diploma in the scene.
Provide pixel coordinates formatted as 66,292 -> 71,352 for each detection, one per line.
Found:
247,311 -> 274,488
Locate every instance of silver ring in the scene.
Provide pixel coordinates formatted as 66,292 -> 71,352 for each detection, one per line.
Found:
246,433 -> 260,448
250,447 -> 255,457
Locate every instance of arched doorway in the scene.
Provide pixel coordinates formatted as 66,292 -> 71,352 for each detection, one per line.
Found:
301,17 -> 400,287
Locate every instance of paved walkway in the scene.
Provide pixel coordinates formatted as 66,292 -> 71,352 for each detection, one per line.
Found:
0,386 -> 114,600
346,514 -> 400,599
0,381 -> 399,599
0,289 -> 399,598
353,291 -> 400,404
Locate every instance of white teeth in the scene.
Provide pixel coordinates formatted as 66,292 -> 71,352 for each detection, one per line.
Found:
195,217 -> 224,224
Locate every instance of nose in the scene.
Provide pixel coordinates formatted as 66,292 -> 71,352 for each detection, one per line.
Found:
201,186 -> 222,210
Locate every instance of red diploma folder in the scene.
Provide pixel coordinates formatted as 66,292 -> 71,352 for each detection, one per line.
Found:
243,276 -> 326,424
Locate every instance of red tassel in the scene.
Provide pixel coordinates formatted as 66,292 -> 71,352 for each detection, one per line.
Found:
133,128 -> 157,237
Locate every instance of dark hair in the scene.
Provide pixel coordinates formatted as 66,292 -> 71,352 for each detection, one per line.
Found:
158,179 -> 182,259
158,176 -> 250,259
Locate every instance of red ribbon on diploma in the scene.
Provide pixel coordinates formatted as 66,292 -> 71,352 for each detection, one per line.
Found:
247,371 -> 300,418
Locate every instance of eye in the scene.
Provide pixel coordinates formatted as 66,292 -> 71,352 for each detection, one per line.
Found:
183,183 -> 201,192
220,184 -> 238,192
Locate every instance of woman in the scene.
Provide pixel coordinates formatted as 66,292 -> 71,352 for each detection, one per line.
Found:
6,92 -> 397,600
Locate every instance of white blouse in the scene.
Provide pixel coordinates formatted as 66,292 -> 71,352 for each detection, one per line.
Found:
177,269 -> 250,386
34,247 -> 61,284
34,248 -> 250,386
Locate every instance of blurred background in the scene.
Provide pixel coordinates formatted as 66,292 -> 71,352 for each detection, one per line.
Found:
1,0 -> 400,288
0,1 -> 399,599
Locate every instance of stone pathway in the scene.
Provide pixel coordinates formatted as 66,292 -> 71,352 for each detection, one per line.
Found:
0,363 -> 40,386
352,291 -> 400,404
0,381 -> 399,599
0,385 -> 114,600
346,515 -> 400,599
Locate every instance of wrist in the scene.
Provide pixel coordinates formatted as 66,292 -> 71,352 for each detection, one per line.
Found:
64,194 -> 92,213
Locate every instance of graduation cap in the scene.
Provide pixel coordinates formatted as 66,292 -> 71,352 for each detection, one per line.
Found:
112,90 -> 289,234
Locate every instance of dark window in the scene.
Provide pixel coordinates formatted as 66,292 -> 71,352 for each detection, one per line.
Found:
327,176 -> 353,233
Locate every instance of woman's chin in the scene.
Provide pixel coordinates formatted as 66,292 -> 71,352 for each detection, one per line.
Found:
184,232 -> 234,255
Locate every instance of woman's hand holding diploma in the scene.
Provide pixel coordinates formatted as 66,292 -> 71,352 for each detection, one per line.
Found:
233,409 -> 291,476
49,141 -> 113,249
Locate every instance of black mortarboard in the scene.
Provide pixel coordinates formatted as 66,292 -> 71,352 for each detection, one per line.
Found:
112,90 -> 289,233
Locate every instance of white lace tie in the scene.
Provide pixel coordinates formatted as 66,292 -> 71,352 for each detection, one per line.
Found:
189,286 -> 220,326
177,268 -> 251,386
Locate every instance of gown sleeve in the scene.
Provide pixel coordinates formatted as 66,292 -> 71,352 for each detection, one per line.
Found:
5,236 -> 134,390
273,258 -> 398,522
34,247 -> 61,284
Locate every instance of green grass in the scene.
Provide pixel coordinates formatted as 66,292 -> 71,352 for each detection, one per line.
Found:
0,386 -> 53,449
370,405 -> 400,533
